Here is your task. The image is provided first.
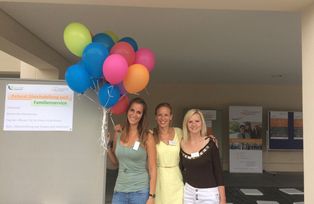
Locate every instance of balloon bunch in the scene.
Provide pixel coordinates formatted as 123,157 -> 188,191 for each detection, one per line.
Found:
63,22 -> 155,115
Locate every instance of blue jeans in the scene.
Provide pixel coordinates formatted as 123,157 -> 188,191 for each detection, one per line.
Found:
112,188 -> 149,204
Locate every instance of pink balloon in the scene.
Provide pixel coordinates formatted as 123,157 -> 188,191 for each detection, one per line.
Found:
110,42 -> 135,66
111,95 -> 129,115
103,54 -> 128,85
135,48 -> 155,72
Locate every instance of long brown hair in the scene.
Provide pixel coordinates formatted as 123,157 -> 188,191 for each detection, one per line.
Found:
153,102 -> 173,144
122,97 -> 149,144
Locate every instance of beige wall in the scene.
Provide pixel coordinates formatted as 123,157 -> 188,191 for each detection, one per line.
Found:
0,10 -> 69,78
302,2 -> 314,203
0,51 -> 59,80
141,83 -> 303,172
0,50 -> 20,73
20,61 -> 59,80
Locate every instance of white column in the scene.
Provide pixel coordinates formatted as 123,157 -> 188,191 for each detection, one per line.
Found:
302,3 -> 314,203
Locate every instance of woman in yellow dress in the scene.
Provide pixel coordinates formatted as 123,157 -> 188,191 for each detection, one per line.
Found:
153,103 -> 184,204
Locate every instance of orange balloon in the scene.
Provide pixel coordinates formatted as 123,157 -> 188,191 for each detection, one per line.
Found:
123,64 -> 149,94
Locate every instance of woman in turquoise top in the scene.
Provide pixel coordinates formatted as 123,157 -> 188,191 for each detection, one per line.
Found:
107,97 -> 157,204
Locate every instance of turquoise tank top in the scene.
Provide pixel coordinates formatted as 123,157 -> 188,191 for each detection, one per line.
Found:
114,133 -> 149,192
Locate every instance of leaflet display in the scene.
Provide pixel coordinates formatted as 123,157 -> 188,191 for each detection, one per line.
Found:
268,111 -> 303,150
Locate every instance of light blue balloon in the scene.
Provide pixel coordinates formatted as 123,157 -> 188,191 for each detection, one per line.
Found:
98,83 -> 120,108
82,42 -> 109,78
119,37 -> 138,51
93,33 -> 115,51
65,63 -> 92,94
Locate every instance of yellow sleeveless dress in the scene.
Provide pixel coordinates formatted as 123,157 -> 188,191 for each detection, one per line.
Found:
155,127 -> 184,204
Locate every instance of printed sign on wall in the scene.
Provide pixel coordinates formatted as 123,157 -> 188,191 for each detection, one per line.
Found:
3,84 -> 74,131
229,106 -> 263,173
268,111 -> 303,149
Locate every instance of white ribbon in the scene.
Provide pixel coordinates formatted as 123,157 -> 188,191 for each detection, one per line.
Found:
100,107 -> 109,153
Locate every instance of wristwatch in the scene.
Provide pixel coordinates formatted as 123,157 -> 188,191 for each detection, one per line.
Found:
149,193 -> 156,198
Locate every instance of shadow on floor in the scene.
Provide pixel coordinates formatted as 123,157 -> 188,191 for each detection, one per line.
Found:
105,169 -> 304,204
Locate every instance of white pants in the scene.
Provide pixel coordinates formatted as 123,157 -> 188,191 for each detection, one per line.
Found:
184,183 -> 219,204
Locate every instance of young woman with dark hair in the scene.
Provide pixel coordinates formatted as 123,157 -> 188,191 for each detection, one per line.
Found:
107,97 -> 157,204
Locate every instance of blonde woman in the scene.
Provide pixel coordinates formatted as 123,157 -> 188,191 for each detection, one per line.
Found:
180,109 -> 226,204
153,103 -> 184,204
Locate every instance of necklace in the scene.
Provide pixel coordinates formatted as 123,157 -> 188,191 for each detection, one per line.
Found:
159,128 -> 173,144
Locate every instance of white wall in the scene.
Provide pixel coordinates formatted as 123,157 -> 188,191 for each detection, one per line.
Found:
0,79 -> 105,204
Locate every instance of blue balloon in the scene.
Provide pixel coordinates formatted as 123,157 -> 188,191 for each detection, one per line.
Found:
82,42 -> 109,78
77,59 -> 100,89
119,37 -> 138,51
93,33 -> 115,51
65,63 -> 92,94
98,83 -> 120,108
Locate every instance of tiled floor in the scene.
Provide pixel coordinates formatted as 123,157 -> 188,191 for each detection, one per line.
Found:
224,171 -> 304,204
105,170 -> 304,204
226,187 -> 304,204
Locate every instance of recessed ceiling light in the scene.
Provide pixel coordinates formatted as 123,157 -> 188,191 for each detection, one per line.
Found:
271,74 -> 284,78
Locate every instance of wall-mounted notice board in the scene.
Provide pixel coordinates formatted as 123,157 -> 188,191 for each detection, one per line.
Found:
268,111 -> 303,150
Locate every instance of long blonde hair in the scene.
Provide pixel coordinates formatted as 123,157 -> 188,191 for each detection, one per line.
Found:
182,109 -> 207,141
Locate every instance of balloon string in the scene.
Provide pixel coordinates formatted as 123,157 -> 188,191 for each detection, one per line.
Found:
91,79 -> 97,91
100,107 -> 109,154
97,80 -> 100,92
144,88 -> 150,96
109,112 -> 116,127
119,93 -> 127,101
83,93 -> 98,104
93,89 -> 98,96
103,85 -> 114,108
90,77 -> 103,94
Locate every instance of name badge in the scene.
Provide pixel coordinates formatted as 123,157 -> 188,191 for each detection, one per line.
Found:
133,141 -> 140,150
168,140 -> 176,146
191,152 -> 200,158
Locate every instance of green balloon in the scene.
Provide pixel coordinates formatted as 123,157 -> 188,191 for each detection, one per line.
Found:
64,22 -> 92,57
105,31 -> 119,42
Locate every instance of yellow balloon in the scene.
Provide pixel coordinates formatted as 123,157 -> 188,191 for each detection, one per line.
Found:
64,22 -> 92,57
123,64 -> 149,94
105,31 -> 119,42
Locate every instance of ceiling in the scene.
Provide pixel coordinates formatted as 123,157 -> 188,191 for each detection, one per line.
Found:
0,0 -> 312,85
